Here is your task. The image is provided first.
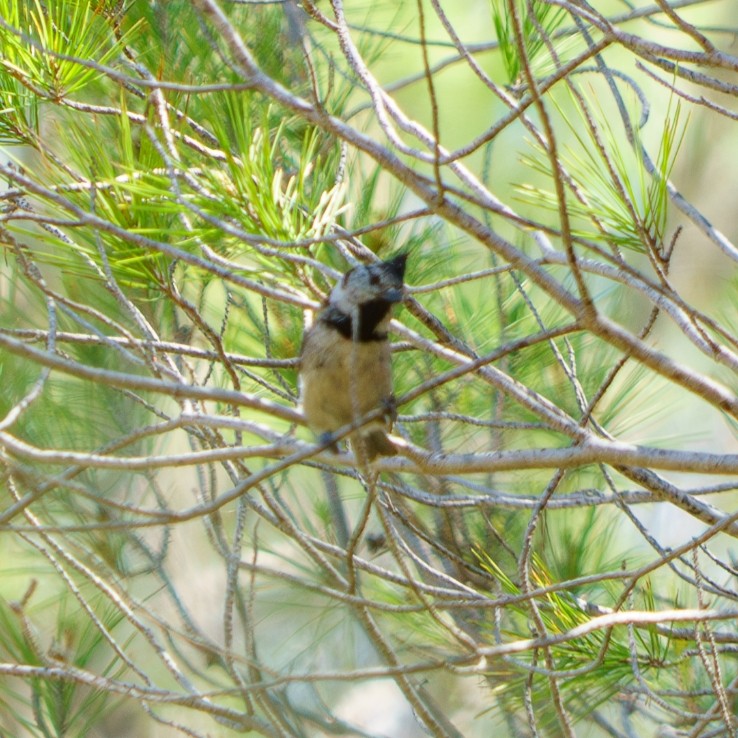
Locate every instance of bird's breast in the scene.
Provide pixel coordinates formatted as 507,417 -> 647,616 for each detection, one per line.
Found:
300,325 -> 393,434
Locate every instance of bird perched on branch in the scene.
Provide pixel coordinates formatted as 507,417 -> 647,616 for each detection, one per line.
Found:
300,254 -> 407,460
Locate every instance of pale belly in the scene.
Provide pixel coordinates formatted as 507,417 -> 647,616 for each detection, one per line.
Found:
300,330 -> 392,435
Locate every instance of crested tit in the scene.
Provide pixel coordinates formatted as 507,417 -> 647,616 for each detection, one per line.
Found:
300,254 -> 407,459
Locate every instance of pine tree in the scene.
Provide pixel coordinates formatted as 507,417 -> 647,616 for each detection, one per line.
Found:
0,1 -> 737,736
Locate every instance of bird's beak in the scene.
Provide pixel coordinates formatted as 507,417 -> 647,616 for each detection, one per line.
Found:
383,287 -> 405,303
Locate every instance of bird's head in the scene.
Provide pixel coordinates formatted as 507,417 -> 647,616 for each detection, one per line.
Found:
328,254 -> 407,315
320,254 -> 407,342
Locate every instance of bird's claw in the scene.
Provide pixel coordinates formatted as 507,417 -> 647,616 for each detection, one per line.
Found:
382,395 -> 398,425
318,432 -> 340,454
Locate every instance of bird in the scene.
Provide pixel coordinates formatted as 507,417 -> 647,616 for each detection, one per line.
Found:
300,254 -> 407,460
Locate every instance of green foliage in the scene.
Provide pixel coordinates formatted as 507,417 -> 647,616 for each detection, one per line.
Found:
0,585 -> 125,738
0,0 -> 132,103
490,0 -> 567,86
196,106 -> 348,254
518,89 -> 686,254
476,549 -> 668,725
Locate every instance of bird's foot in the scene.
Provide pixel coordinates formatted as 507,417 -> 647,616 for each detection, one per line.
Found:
381,394 -> 398,425
318,432 -> 340,454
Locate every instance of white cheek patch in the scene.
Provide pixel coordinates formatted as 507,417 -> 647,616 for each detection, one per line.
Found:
329,282 -> 353,314
329,275 -> 372,314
